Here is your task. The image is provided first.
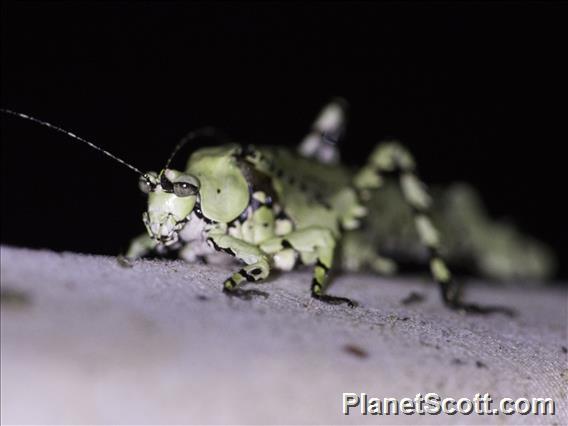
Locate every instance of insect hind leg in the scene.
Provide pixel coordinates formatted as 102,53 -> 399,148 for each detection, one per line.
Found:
354,141 -> 514,316
298,98 -> 349,165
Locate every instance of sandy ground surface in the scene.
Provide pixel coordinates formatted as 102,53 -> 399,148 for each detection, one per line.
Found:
1,245 -> 567,425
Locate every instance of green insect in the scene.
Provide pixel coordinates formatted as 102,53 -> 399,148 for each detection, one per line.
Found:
353,180 -> 556,283
3,101 -> 551,313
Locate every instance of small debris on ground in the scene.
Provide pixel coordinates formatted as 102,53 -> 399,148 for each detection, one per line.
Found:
342,344 -> 369,359
401,291 -> 425,305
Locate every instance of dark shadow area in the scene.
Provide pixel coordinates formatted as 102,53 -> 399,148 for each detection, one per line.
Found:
1,2 -> 566,278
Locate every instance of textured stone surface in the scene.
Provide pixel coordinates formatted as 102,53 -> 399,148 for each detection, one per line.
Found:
1,246 -> 566,424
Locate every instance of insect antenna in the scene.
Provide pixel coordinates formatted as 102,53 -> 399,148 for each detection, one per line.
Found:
164,126 -> 228,170
1,108 -> 144,176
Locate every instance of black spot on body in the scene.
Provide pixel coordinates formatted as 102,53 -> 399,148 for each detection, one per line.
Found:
476,361 -> 487,369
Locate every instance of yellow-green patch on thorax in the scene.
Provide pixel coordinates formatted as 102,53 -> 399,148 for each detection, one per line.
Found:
186,145 -> 250,223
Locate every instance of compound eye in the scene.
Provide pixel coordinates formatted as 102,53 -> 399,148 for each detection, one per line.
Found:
139,176 -> 153,194
173,181 -> 198,197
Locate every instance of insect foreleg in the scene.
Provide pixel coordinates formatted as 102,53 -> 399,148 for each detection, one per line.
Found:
354,141 -> 513,315
125,233 -> 156,260
206,229 -> 271,292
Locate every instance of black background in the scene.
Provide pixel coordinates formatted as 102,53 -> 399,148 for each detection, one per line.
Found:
1,2 -> 566,278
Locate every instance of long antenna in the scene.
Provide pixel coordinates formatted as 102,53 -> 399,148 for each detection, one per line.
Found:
1,108 -> 144,176
164,126 -> 226,170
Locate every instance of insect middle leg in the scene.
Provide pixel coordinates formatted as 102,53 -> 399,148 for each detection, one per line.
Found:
261,227 -> 357,307
354,141 -> 513,315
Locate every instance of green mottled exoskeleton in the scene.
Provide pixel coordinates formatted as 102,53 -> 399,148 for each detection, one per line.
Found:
349,181 -> 556,282
128,137 -> 369,307
2,102 -> 553,313
120,99 -> 522,314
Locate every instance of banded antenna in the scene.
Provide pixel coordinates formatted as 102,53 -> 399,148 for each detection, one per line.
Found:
164,126 -> 227,171
1,108 -> 144,176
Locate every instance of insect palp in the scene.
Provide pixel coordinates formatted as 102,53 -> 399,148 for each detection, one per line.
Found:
1,108 -> 144,176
